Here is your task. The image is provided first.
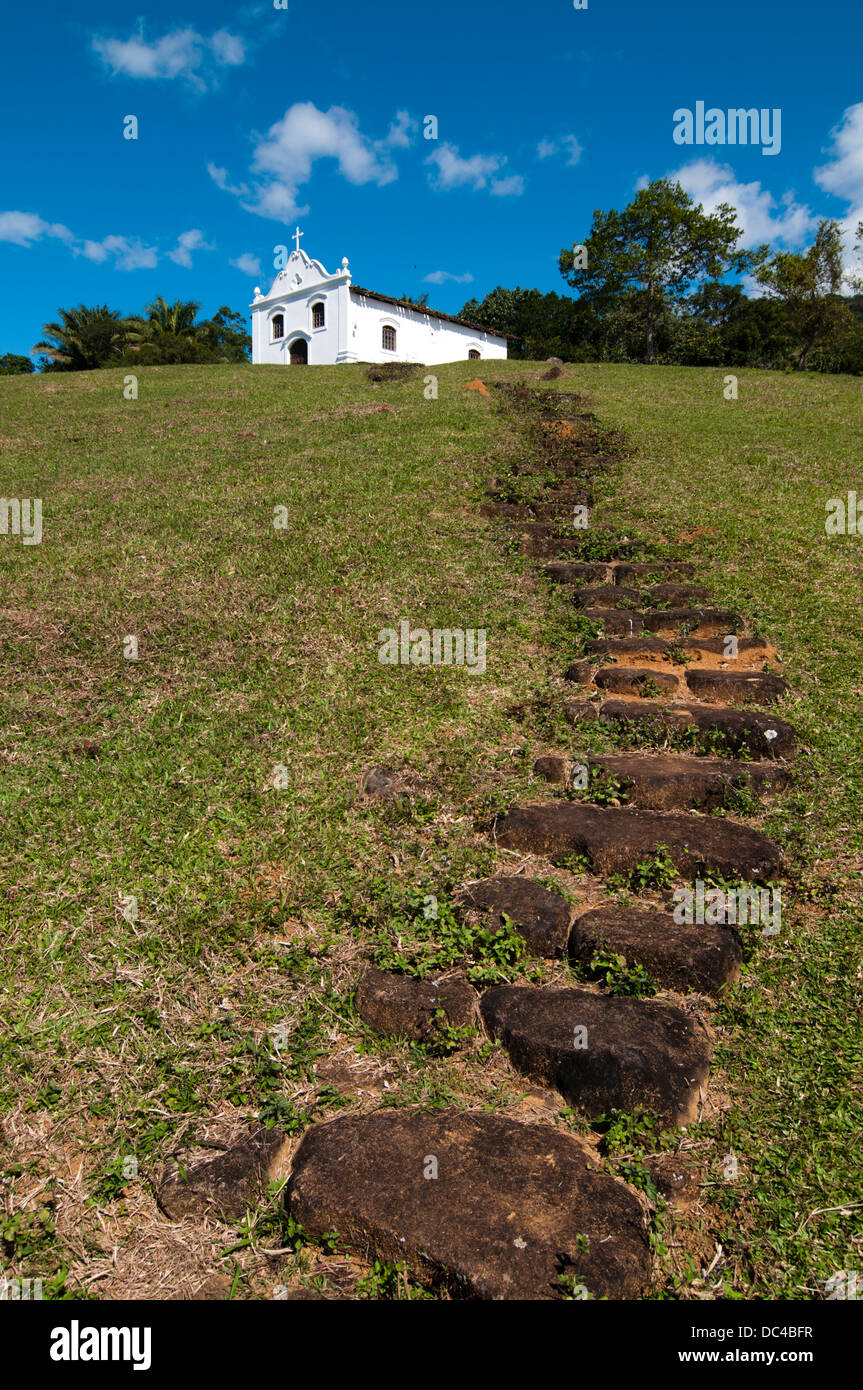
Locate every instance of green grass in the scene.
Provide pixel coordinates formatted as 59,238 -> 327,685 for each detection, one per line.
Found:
1,358 -> 860,1301
538,363 -> 863,1301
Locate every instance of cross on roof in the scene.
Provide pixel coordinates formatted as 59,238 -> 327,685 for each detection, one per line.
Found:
293,226 -> 304,254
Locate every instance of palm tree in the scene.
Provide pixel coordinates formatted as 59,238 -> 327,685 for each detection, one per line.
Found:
32,305 -> 132,370
125,298 -> 203,364
135,297 -> 201,339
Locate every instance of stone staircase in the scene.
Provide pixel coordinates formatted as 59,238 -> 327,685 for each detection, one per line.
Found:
155,384 -> 795,1301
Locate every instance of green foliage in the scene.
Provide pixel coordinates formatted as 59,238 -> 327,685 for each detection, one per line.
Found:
627,845 -> 678,894
568,765 -> 627,806
754,220 -> 856,370
0,353 -> 34,375
583,948 -> 658,997
1,1205 -> 55,1260
355,1258 -> 434,1300
32,304 -> 135,370
31,298 -> 250,370
560,178 -> 759,364
367,883 -> 529,985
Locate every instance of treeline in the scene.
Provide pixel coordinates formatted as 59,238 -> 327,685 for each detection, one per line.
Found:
461,180 -> 863,373
4,299 -> 251,373
459,283 -> 863,373
5,180 -> 863,375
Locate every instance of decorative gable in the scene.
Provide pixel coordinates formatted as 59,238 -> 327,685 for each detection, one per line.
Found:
255,247 -> 351,306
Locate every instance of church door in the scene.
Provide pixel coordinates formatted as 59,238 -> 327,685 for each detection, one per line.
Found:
289,338 -> 308,365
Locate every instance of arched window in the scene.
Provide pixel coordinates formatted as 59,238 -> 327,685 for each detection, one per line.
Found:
468,349 -> 481,360
312,302 -> 325,329
271,313 -> 284,340
382,324 -> 397,352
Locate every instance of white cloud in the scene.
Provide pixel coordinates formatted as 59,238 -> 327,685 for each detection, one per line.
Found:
0,211 -> 74,246
213,102 -> 403,221
426,143 -> 502,191
0,207 -> 214,272
426,142 -> 523,196
815,102 -> 863,206
230,252 -> 262,277
92,26 -> 247,90
562,135 -> 583,166
815,102 -> 863,282
668,159 -> 817,248
537,134 -> 583,166
385,110 -> 417,149
168,228 -> 214,267
207,163 -> 250,199
209,30 -> 246,67
423,270 -> 475,285
80,235 -> 159,271
491,175 -> 525,197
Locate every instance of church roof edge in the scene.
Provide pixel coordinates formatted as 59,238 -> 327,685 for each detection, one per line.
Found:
348,285 -> 513,340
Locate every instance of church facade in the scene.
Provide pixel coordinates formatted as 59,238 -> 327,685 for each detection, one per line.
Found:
250,237 -> 508,367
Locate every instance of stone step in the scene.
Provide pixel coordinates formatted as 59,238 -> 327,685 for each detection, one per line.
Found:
287,1109 -> 650,1299
594,667 -> 680,696
588,752 -> 790,810
585,635 -> 772,669
484,500 -> 591,523
568,904 -> 742,995
582,608 -> 645,635
492,801 -> 783,880
574,584 -> 644,610
157,1128 -> 292,1222
643,584 -> 714,607
598,699 -> 796,759
480,985 -> 712,1124
543,561 -> 613,585
612,561 -> 695,584
520,534 -> 598,559
643,608 -> 744,636
526,530 -> 648,563
546,485 -> 597,504
455,876 -> 573,957
532,501 -> 593,521
586,666 -> 787,706
684,668 -> 789,705
354,967 -> 478,1043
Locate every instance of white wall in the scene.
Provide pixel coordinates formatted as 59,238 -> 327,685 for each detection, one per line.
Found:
348,294 -> 507,364
250,249 -> 507,365
252,279 -> 348,366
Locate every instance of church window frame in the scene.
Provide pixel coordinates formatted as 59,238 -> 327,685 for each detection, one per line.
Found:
270,312 -> 285,341
382,323 -> 397,353
311,300 -> 326,330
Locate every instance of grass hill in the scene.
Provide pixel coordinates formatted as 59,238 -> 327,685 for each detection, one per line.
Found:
1,360 -> 860,1300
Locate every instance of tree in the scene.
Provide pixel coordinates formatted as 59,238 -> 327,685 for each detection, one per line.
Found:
559,178 -> 761,364
32,305 -> 133,370
460,286 -> 599,360
195,306 -> 251,362
754,219 -> 856,369
126,297 -> 203,363
0,353 -> 35,375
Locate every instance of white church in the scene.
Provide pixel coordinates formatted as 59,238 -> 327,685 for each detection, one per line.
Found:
250,230 -> 508,367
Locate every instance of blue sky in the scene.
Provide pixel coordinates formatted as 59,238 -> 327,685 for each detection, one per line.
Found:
2,0 -> 862,357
